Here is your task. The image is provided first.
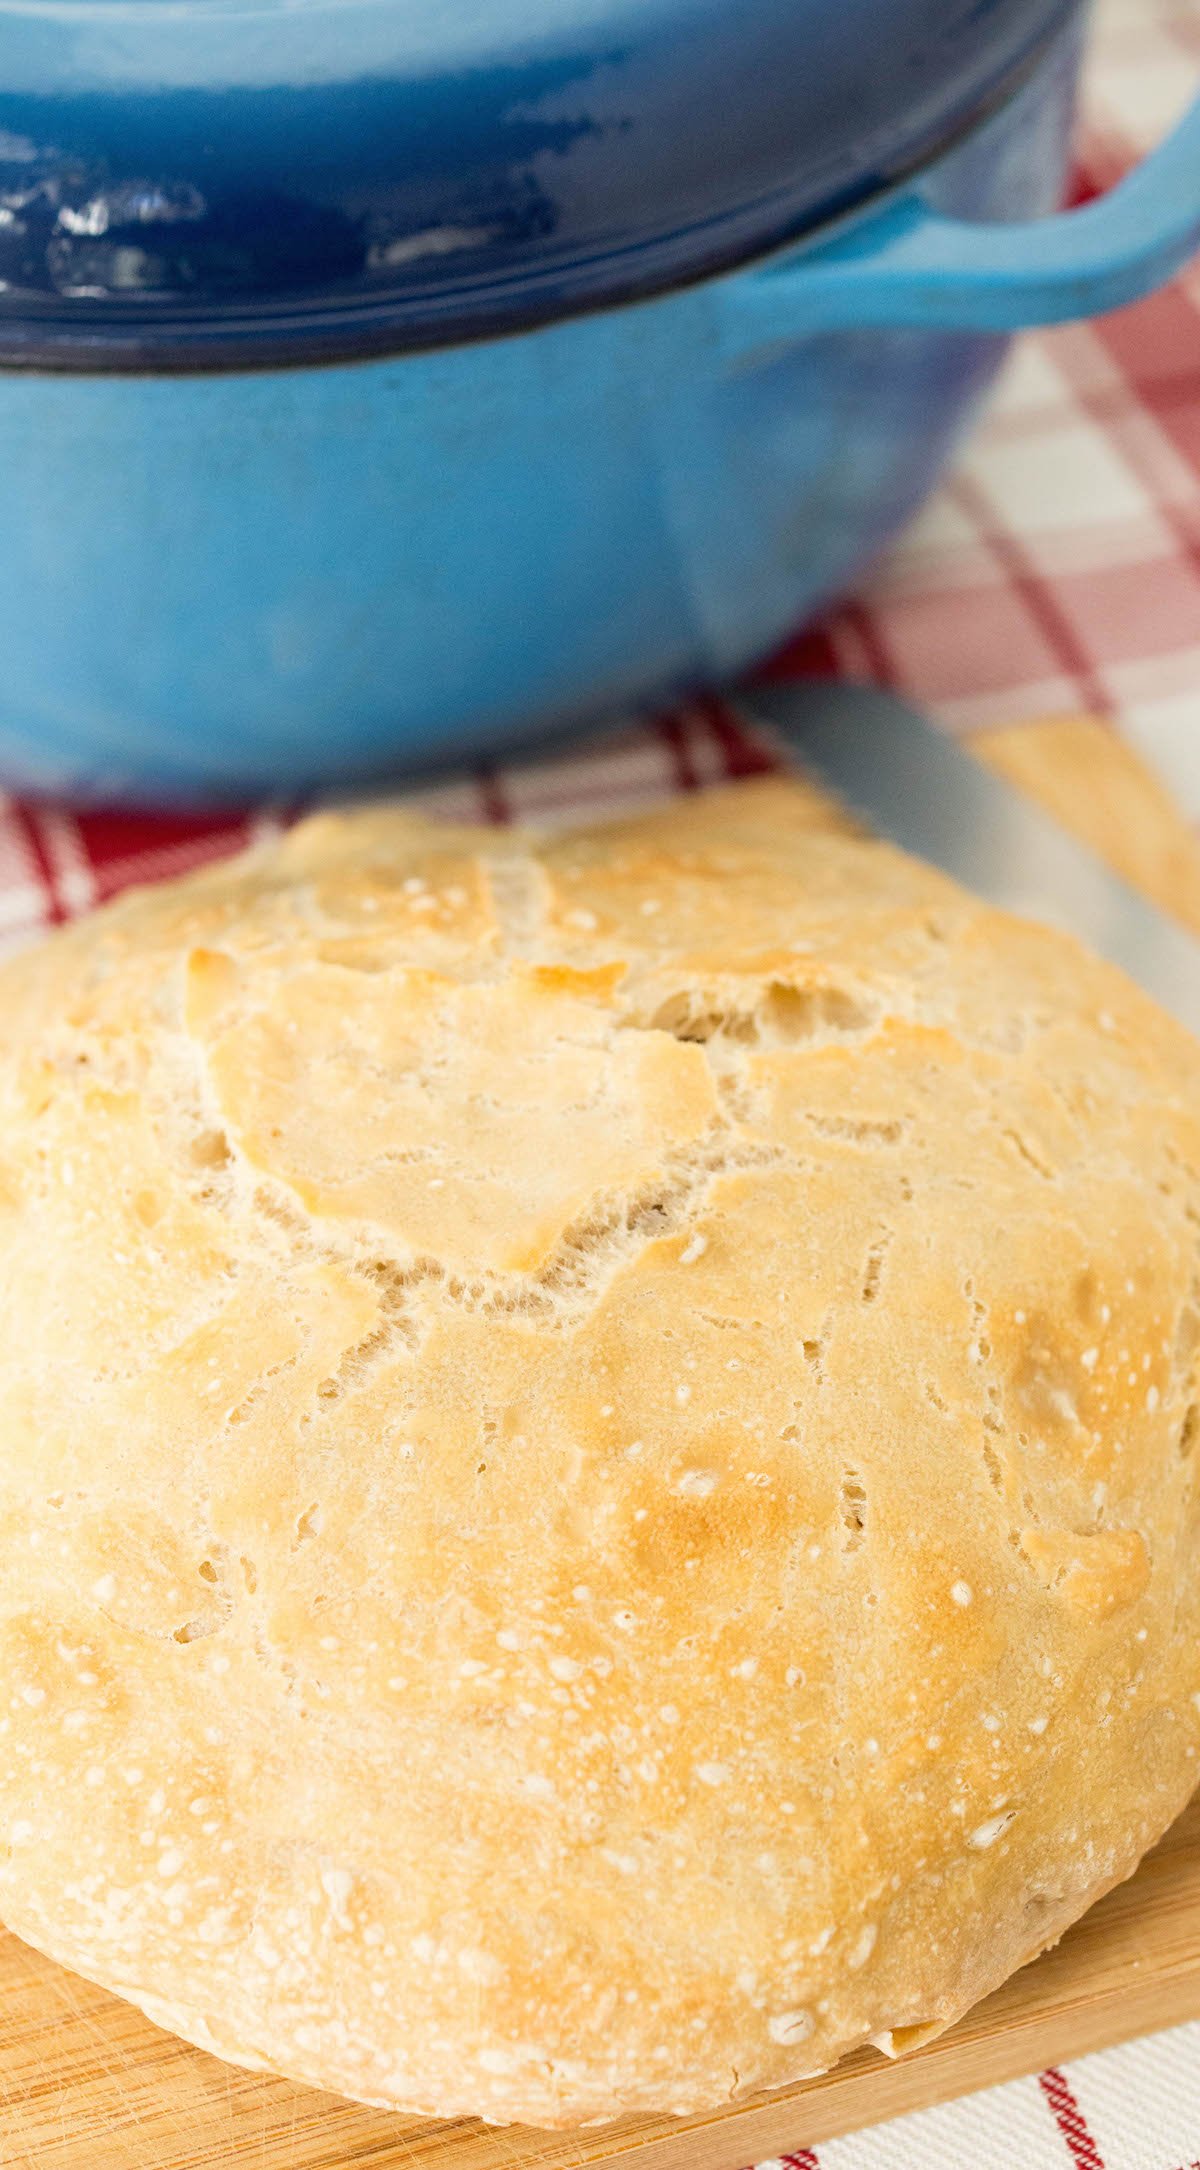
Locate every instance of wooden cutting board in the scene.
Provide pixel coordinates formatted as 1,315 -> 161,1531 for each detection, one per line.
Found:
3,717 -> 1199,2170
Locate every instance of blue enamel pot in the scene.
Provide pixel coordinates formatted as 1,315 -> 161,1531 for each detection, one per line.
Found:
1,0 -> 1199,800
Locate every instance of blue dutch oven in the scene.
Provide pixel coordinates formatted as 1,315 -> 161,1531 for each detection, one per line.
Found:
2,0 -> 1199,800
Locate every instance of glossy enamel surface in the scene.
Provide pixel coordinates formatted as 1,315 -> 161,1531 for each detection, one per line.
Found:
0,0 -> 1077,361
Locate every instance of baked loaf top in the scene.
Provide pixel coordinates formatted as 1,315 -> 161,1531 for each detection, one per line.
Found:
0,777 -> 1197,2126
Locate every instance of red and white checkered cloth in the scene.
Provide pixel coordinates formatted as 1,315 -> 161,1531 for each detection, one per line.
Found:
2,0 -> 1198,964
3,1 -> 1198,2159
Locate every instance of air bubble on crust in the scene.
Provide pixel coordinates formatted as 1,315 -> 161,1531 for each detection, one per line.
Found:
861,1234 -> 892,1305
642,981 -> 878,1049
840,1470 -> 867,1552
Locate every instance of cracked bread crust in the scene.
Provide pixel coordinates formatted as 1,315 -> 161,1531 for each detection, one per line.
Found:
0,775 -> 1197,2127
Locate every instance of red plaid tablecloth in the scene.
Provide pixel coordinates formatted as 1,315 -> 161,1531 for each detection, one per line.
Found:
3,1 -> 1199,2161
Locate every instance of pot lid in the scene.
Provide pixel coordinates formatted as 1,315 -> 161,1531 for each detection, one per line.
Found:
0,0 -> 1078,366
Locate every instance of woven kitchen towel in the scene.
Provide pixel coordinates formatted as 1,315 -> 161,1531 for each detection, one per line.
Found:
750,2020 -> 1200,2169
1,1 -> 1198,2161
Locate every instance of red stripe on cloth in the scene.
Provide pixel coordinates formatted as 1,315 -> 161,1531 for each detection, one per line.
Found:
837,599 -> 898,687
761,623 -> 842,681
71,804 -> 246,866
11,807 -> 66,925
948,474 -> 1112,715
1079,288 -> 1200,581
1167,4 -> 1200,61
476,766 -> 513,825
70,806 -> 252,906
700,697 -> 780,781
1065,162 -> 1106,209
1039,2066 -> 1107,2170
655,712 -> 702,792
736,2151 -> 819,2170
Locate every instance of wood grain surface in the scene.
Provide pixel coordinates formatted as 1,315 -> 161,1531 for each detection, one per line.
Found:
2,717 -> 1198,2170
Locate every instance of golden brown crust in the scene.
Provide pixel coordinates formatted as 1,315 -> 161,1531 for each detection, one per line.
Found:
0,776 -> 1197,2126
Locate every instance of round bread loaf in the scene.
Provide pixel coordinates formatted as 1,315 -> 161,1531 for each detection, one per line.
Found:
0,777 -> 1197,2127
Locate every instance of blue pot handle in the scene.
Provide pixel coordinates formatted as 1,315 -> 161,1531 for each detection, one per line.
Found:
720,88 -> 1200,358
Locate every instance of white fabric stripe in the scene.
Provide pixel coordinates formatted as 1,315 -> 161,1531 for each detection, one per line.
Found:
796,2070 -> 1063,2170
1068,2022 -> 1200,2170
33,807 -> 98,917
